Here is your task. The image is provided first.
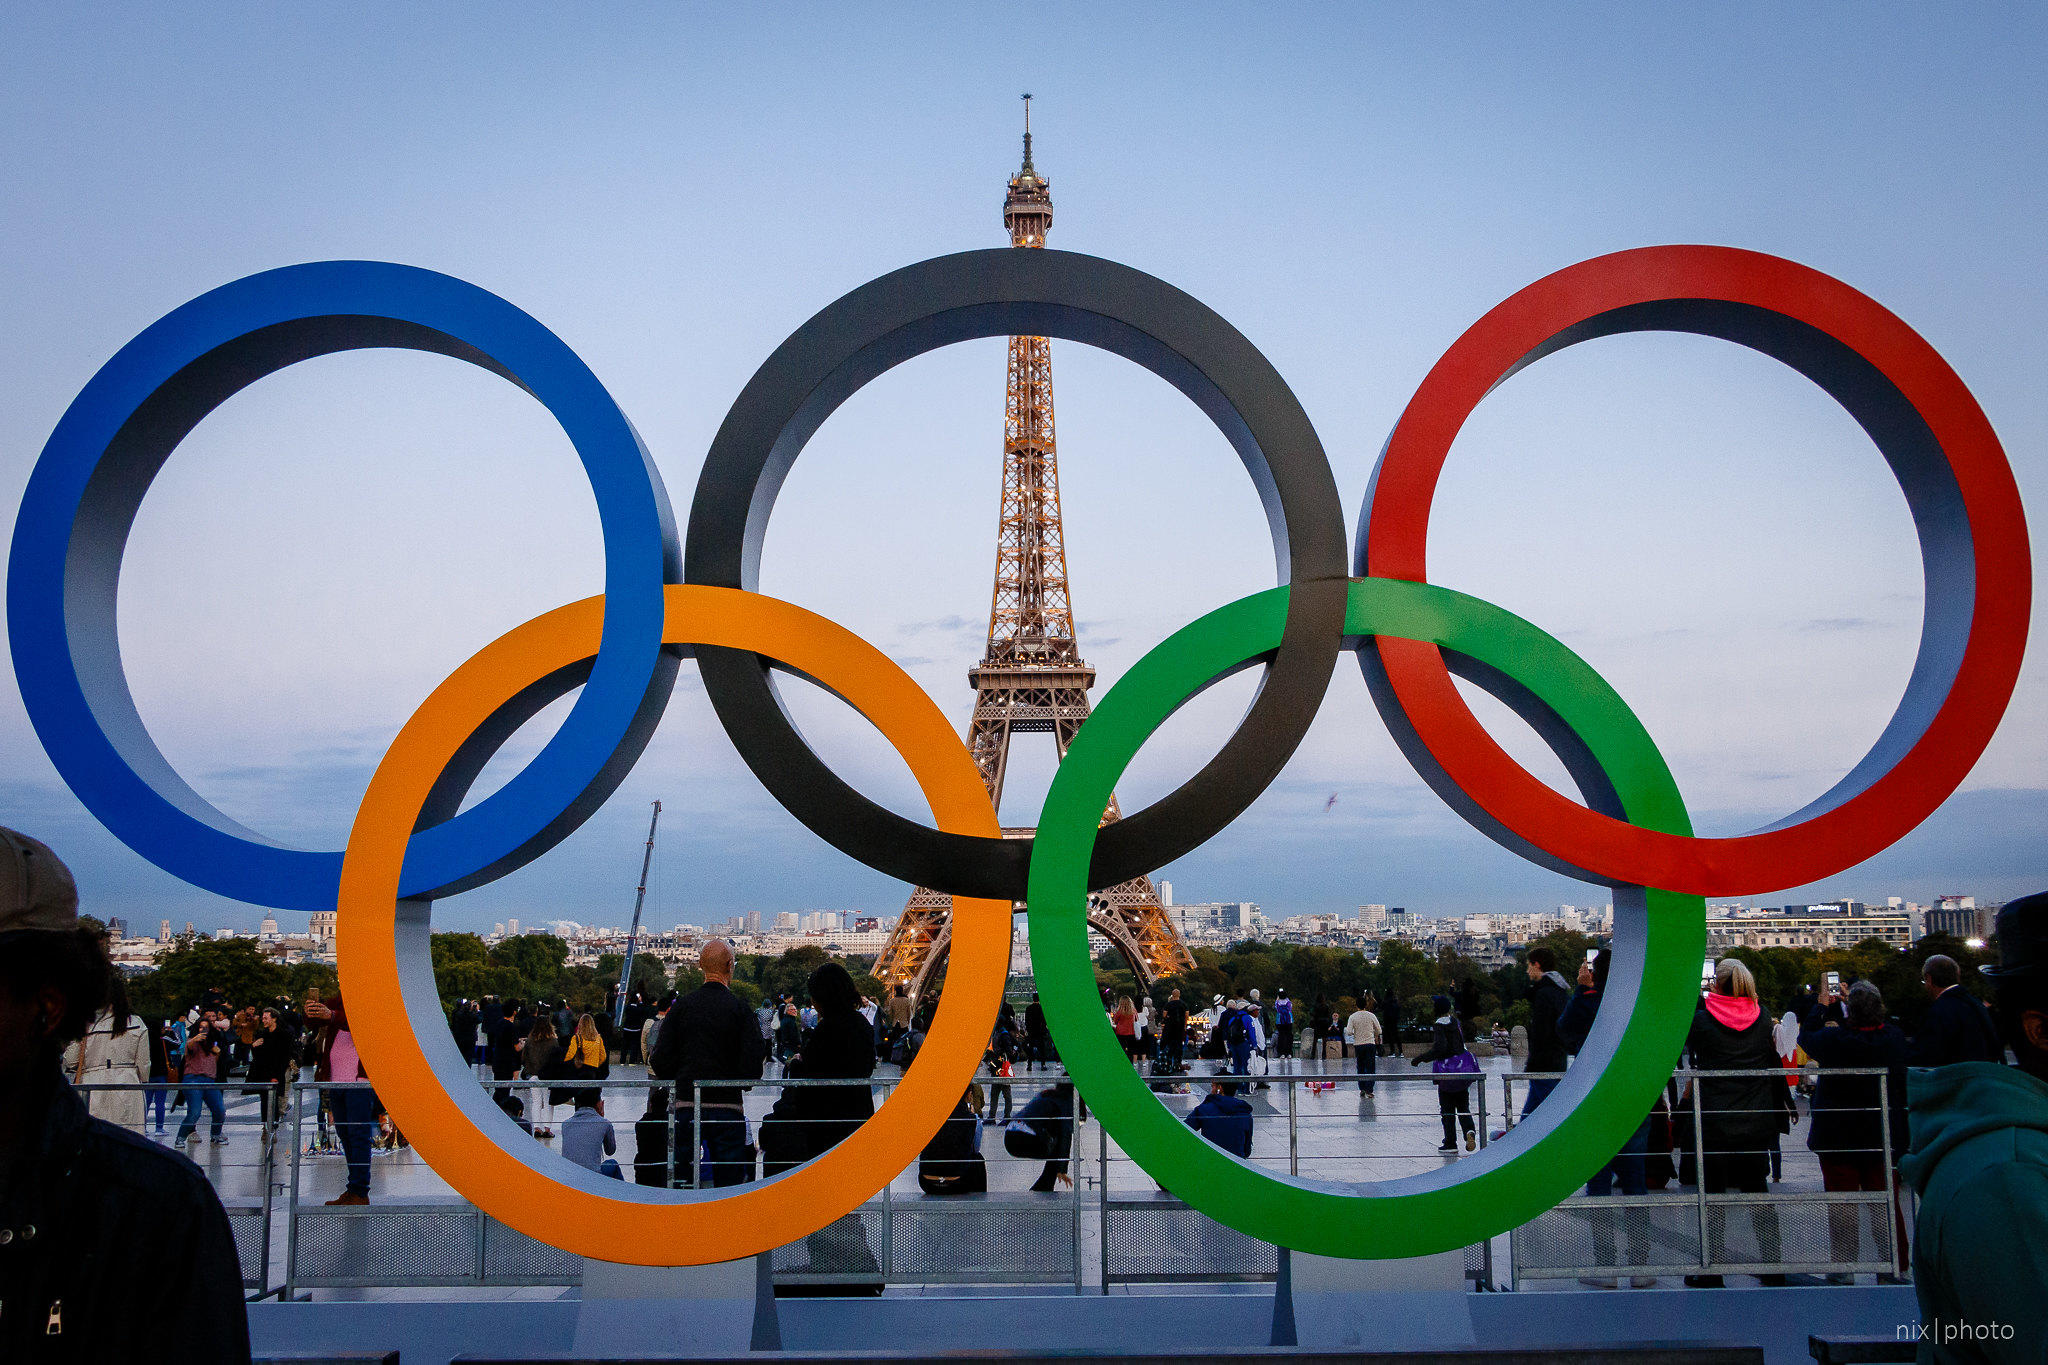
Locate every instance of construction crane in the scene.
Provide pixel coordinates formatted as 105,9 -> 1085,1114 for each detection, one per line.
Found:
612,800 -> 661,1027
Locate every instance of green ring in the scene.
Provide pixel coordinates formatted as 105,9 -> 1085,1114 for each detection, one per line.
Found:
1027,578 -> 1706,1258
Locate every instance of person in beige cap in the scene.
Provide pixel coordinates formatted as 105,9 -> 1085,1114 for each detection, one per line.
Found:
0,827 -> 249,1363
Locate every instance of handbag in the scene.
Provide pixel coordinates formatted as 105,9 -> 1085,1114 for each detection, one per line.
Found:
1431,1048 -> 1480,1093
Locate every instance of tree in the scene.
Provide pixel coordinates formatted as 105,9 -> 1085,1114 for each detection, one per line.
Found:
762,945 -> 832,1001
594,952 -> 668,1003
283,961 -> 338,1004
128,937 -> 285,1019
489,934 -> 567,998
1370,940 -> 1438,1029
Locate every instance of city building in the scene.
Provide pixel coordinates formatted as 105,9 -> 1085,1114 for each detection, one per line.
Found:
1924,895 -> 1994,942
1708,904 -> 1914,951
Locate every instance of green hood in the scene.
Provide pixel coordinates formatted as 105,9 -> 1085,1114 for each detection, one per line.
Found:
1901,1062 -> 2048,1193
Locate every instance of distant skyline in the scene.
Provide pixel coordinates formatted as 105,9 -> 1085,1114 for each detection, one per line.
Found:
3,8 -> 2043,934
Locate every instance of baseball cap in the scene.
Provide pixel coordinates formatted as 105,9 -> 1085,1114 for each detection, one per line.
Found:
0,827 -> 79,935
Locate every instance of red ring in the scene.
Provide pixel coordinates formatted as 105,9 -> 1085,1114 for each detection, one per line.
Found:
1362,245 -> 2031,895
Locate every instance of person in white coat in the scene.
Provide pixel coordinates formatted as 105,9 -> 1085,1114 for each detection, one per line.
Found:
62,975 -> 149,1128
1346,997 -> 1384,1097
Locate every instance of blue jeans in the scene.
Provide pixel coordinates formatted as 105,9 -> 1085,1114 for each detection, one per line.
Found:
334,1087 -> 377,1195
146,1080 -> 171,1131
688,1109 -> 754,1188
175,1078 -> 225,1141
1355,1042 -> 1378,1094
1521,1075 -> 1559,1119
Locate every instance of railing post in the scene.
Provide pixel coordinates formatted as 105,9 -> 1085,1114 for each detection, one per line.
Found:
664,1089 -> 677,1190
880,1125 -> 893,1282
1288,1077 -> 1299,1177
1878,1070 -> 1899,1276
284,1079 -> 303,1301
1097,1110 -> 1109,1295
256,1090 -> 275,1300
1690,1073 -> 1710,1272
1071,1080 -> 1084,1294
692,1082 -> 703,1190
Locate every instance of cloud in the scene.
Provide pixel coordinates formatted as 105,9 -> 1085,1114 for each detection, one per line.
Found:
898,615 -> 981,636
1797,617 -> 1886,633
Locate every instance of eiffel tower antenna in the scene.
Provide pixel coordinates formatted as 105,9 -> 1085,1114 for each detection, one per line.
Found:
874,107 -> 1196,1000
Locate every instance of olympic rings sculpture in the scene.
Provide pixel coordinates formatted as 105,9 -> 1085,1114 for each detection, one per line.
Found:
8,245 -> 2030,1265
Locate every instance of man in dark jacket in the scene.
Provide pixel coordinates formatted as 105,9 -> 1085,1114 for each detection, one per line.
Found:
1522,947 -> 1574,1117
1160,990 -> 1189,1073
648,939 -> 766,1187
0,828 -> 249,1364
1911,955 -> 2004,1067
1799,980 -> 1910,1276
1025,993 -> 1053,1071
1186,1080 -> 1254,1157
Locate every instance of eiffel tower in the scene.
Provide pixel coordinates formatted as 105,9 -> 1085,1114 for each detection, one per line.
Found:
873,98 -> 1197,1001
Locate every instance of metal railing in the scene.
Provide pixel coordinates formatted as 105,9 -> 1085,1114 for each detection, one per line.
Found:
1502,1067 -> 1906,1286
65,1050 -> 1911,1298
73,1078 -> 278,1295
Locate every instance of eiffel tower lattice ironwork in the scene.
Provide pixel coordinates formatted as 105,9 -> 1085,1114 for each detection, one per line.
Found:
874,98 -> 1196,1001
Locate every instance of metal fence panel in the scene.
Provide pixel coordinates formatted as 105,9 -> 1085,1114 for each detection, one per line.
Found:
482,1215 -> 580,1283
291,1204 -> 482,1287
770,1207 -> 887,1284
1105,1196 -> 1277,1282
225,1204 -> 268,1290
892,1199 -> 1075,1283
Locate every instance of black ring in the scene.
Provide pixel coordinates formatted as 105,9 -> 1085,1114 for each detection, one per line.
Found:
685,248 -> 1347,900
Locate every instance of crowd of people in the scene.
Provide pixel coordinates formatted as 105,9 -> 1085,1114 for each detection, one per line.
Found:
3,817 -> 2044,1358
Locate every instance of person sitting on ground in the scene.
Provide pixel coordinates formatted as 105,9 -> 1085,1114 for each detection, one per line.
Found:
0,827 -> 250,1363
632,1083 -> 672,1186
1185,1078 -> 1253,1158
918,1089 -> 988,1195
560,1092 -> 621,1180
1007,1080 -> 1082,1191
1902,891 -> 2048,1362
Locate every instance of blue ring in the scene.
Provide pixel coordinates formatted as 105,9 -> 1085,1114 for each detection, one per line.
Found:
7,261 -> 679,911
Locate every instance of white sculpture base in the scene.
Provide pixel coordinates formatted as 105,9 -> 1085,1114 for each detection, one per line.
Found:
574,1252 -> 780,1352
1272,1247 -> 1476,1349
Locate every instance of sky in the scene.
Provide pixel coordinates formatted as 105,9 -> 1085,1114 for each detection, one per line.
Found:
2,6 -> 2043,936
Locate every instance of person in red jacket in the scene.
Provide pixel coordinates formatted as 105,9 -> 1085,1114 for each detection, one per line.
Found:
302,990 -> 374,1204
1684,958 -> 1794,1288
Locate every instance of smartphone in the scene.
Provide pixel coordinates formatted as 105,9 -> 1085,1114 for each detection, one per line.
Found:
1586,949 -> 1601,965
1824,970 -> 1841,992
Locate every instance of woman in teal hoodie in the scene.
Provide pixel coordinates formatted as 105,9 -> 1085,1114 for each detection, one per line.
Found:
1901,892 -> 2048,1364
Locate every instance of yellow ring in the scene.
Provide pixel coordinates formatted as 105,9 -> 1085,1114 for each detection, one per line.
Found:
337,585 -> 1005,1264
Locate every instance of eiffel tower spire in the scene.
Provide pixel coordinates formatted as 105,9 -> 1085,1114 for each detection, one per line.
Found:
874,106 -> 1196,1001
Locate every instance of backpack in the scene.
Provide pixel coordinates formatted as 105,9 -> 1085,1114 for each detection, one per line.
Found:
1221,1011 -> 1250,1052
